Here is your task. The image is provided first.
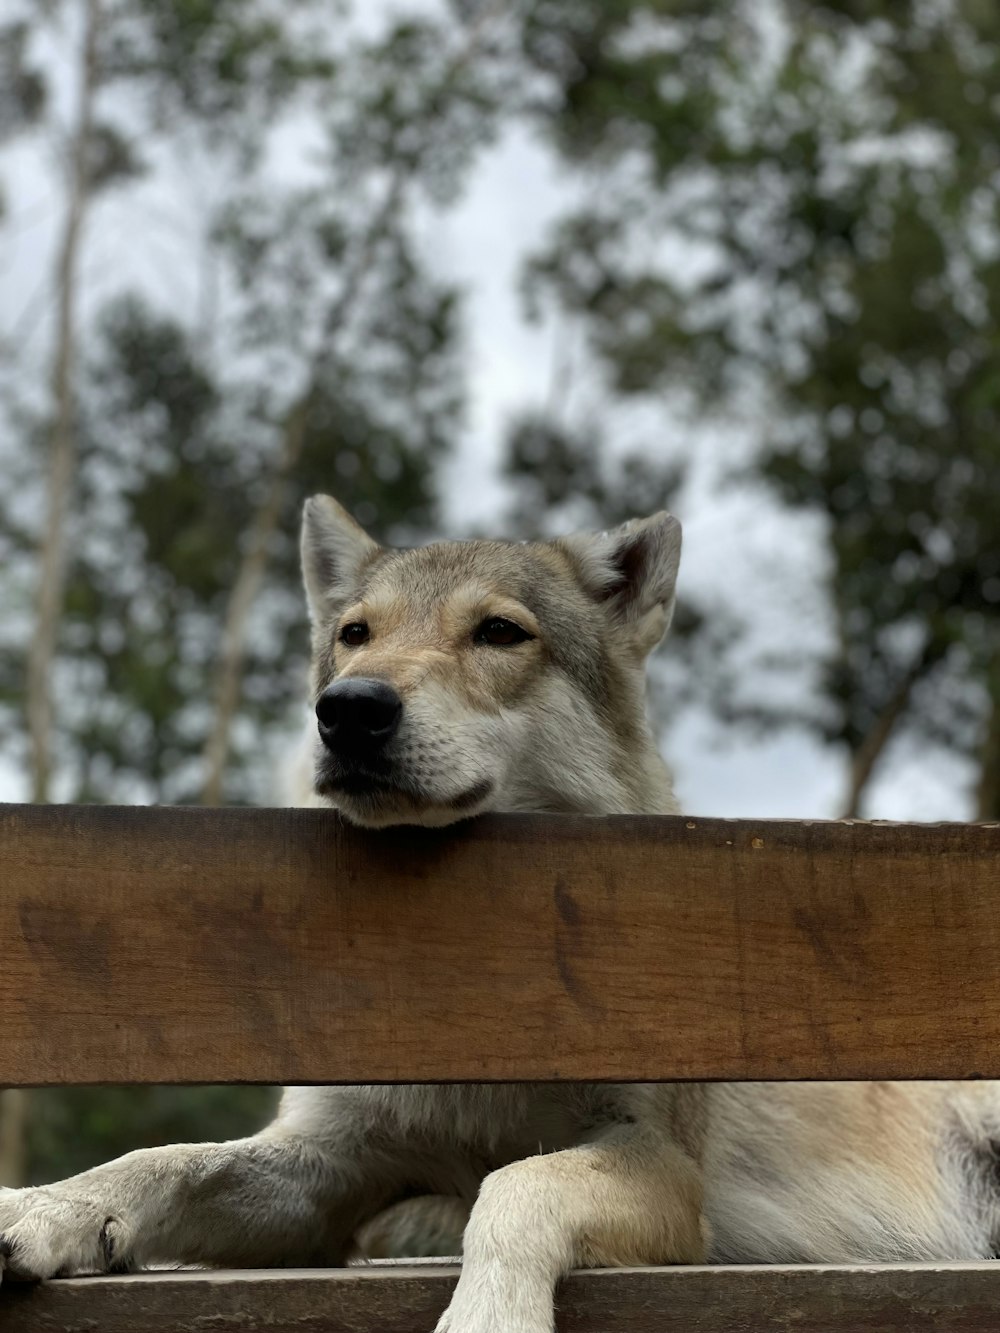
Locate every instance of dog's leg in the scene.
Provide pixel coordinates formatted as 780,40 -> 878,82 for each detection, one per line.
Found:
0,1128 -> 359,1279
434,1125 -> 706,1333
0,1082 -> 499,1281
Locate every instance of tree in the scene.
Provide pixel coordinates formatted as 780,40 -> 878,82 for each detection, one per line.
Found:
0,16 -> 46,196
4,0 -> 337,803
1,1 -> 510,805
504,0 -> 1000,816
25,0 -> 102,806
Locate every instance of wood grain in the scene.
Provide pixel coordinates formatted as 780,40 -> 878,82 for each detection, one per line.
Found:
1,803 -> 999,1084
5,1264 -> 1000,1332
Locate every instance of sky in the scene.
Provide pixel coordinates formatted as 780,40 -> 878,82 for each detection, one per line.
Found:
0,1 -> 977,820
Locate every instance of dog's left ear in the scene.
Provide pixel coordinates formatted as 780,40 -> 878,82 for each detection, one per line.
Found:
562,512 -> 682,653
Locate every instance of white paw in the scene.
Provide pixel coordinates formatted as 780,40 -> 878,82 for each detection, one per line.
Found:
433,1279 -> 553,1333
435,1311 -> 552,1333
0,1187 -> 131,1280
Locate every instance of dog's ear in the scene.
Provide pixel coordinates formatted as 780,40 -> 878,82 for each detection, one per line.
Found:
561,512 -> 682,653
300,494 -> 380,623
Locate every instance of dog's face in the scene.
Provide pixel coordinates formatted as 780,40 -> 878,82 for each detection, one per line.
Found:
300,496 -> 682,827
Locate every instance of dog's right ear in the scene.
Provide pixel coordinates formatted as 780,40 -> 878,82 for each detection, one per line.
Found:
300,494 -> 380,624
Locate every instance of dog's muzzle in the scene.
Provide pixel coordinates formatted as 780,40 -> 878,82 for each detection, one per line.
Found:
316,678 -> 402,760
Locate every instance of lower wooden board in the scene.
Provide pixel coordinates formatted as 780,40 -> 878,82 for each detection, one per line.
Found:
3,803 -> 1000,1083
4,1264 -> 1000,1332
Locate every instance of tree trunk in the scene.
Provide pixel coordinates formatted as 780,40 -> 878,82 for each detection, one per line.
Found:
25,0 -> 101,804
975,659 -> 1000,821
840,641 -> 945,819
0,1090 -> 29,1187
199,399 -> 309,806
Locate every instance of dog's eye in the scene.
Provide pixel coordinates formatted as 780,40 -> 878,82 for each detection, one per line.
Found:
474,617 -> 533,647
340,622 -> 370,647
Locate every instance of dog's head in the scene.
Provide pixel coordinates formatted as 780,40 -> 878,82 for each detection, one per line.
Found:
300,495 -> 682,827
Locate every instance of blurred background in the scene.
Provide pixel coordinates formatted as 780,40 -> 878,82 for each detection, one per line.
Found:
1,0 -> 997,1183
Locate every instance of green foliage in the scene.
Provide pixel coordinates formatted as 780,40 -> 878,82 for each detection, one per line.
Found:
1,2 -> 501,808
505,0 -> 1000,810
27,1086 -> 276,1184
335,12 -> 509,203
0,20 -> 46,139
0,16 -> 46,216
104,0 -> 337,150
59,217 -> 463,804
504,413 -> 685,534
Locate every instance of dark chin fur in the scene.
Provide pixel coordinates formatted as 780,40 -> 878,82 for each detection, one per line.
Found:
319,776 -> 494,828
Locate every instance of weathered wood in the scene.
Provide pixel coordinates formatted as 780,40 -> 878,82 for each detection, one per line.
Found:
5,1264 -> 1000,1332
1,803 -> 999,1084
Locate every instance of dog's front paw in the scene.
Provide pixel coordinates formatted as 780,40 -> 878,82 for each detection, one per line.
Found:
0,1188 -> 132,1280
434,1280 -> 553,1333
435,1312 -> 552,1333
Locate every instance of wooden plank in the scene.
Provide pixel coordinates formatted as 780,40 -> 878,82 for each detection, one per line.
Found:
1,803 -> 999,1084
5,1264 -> 1000,1332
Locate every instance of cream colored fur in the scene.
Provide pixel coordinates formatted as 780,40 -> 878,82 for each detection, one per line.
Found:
2,498 -> 1000,1333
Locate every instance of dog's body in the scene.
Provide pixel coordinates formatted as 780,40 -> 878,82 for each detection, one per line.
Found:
2,497 -> 1000,1332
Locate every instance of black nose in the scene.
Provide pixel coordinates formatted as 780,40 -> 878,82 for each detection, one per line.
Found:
316,678 -> 402,754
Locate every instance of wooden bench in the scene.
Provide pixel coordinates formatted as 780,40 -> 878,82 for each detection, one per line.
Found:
1,803 -> 999,1329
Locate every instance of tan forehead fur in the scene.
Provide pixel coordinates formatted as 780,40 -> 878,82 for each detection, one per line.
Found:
360,539 -> 582,606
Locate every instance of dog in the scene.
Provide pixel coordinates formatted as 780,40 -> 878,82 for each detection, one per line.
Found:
2,495 -> 1000,1333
